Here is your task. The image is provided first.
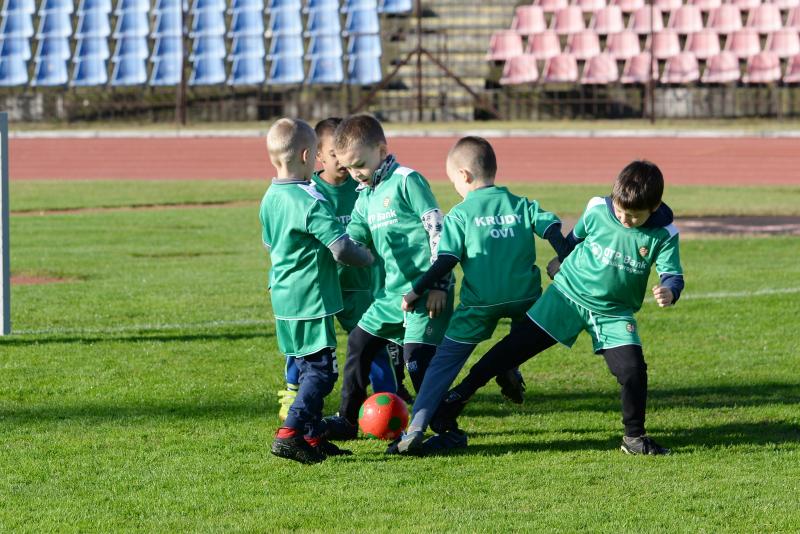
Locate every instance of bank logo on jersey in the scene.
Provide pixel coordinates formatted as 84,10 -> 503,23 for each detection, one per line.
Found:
383,197 -> 391,208
337,215 -> 352,225
626,323 -> 636,333
639,246 -> 649,258
589,241 -> 647,275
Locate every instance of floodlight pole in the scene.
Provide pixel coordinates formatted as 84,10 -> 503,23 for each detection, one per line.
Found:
648,0 -> 656,124
176,5 -> 188,126
0,112 -> 10,335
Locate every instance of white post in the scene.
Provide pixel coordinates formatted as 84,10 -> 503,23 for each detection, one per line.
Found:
0,112 -> 9,335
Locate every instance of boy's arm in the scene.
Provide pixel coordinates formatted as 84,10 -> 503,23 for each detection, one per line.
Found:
346,193 -> 373,248
653,225 -> 684,306
529,200 -> 575,261
307,198 -> 373,267
403,172 -> 451,290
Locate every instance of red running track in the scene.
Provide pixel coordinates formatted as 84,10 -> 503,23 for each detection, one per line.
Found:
9,136 -> 800,185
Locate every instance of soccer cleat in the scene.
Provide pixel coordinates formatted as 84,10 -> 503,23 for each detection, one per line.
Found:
495,368 -> 526,405
384,436 -> 402,455
271,435 -> 326,464
315,440 -> 353,457
429,388 -> 468,434
277,387 -> 298,423
397,429 -> 425,454
423,429 -> 468,452
321,414 -> 359,441
620,435 -> 671,456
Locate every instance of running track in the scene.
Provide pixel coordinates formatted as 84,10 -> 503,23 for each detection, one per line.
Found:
10,136 -> 800,185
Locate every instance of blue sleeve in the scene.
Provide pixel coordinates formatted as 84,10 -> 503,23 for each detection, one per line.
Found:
660,273 -> 685,303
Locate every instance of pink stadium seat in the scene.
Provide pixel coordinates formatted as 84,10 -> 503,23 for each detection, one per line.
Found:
527,30 -> 562,59
784,54 -> 800,82
499,54 -> 540,84
511,6 -> 547,36
574,0 -> 606,13
707,5 -> 743,34
788,7 -> 800,30
542,53 -> 580,81
566,30 -> 602,59
725,28 -> 761,58
746,4 -> 782,33
688,0 -> 721,12
591,5 -> 625,34
629,6 -> 664,34
766,28 -> 800,58
654,0 -> 682,13
661,51 -> 700,82
536,0 -> 569,14
743,51 -> 782,82
701,51 -> 742,82
685,29 -> 721,59
648,29 -> 681,59
772,0 -> 800,9
581,52 -> 620,82
552,6 -> 586,34
606,30 -> 642,59
486,30 -> 524,61
609,0 -> 644,12
730,0 -> 761,11
620,51 -> 659,82
668,5 -> 704,34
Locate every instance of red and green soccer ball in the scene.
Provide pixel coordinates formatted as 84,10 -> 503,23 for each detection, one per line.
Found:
358,392 -> 409,440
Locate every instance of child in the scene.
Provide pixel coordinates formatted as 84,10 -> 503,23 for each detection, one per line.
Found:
391,136 -> 569,454
432,160 -> 684,455
322,114 -> 455,440
260,118 -> 373,464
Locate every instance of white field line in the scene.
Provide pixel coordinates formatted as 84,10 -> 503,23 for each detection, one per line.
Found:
9,287 -> 800,337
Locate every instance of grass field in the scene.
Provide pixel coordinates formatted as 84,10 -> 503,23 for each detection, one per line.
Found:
2,180 -> 800,532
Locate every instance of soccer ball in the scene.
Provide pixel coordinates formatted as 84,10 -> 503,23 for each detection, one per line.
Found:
358,392 -> 409,440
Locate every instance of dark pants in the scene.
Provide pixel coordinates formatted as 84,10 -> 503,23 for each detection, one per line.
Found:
456,316 -> 649,437
284,349 -> 338,438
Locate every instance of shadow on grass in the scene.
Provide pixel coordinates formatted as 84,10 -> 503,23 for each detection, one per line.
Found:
0,329 -> 272,346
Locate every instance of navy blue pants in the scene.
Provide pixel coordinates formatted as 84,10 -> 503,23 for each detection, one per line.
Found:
284,349 -> 338,438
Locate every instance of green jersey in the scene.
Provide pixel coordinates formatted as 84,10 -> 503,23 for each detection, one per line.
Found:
554,196 -> 683,317
438,185 -> 560,308
259,179 -> 346,320
347,162 -> 440,296
311,172 -> 372,293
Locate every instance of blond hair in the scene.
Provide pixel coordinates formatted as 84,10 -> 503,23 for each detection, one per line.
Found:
266,118 -> 317,165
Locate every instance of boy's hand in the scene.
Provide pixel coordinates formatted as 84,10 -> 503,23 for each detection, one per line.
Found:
425,289 -> 448,318
402,290 -> 420,312
652,285 -> 674,307
546,257 -> 561,280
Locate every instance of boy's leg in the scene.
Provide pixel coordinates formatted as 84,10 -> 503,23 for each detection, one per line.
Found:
402,342 -> 437,394
337,326 -> 389,424
387,343 -> 413,403
368,345 -> 398,394
277,356 -> 300,422
600,344 -> 648,438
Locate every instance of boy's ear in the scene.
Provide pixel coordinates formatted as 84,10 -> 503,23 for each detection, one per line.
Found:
460,168 -> 473,183
300,147 -> 311,165
378,143 -> 388,160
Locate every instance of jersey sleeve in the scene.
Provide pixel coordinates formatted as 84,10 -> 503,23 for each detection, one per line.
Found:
346,193 -> 372,247
529,200 -> 561,239
655,225 -> 683,276
437,211 -> 466,260
402,171 -> 440,218
258,200 -> 272,249
572,197 -> 604,239
306,198 -> 347,248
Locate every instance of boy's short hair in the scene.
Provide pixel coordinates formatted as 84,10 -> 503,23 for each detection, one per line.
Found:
449,136 -> 497,181
315,117 -> 343,140
333,114 -> 387,152
266,118 -> 317,164
612,160 -> 664,211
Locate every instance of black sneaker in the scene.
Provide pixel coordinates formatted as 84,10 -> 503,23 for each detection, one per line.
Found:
620,435 -> 671,456
423,429 -> 468,452
315,440 -> 353,457
429,389 -> 468,435
271,436 -> 326,464
321,414 -> 359,441
495,368 -> 526,404
395,383 -> 414,404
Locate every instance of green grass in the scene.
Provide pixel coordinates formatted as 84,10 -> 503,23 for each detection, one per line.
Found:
2,181 -> 799,532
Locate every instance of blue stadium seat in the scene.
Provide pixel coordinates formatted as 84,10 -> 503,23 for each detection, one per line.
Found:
304,0 -> 337,11
154,0 -> 186,13
0,36 -> 30,59
41,0 -> 74,14
189,55 -> 226,84
149,55 -> 182,85
268,33 -> 303,58
114,36 -> 149,58
110,55 -> 146,84
305,7 -> 341,36
0,55 -> 26,84
348,53 -> 381,84
307,34 -> 342,59
268,54 -> 303,83
268,0 -> 301,8
268,7 -> 302,35
190,9 -> 226,36
228,55 -> 265,84
345,8 -> 379,34
75,37 -> 110,59
308,56 -> 343,83
153,36 -> 182,57
153,9 -> 182,37
71,56 -> 108,85
229,8 -> 264,37
230,0 -> 263,12
1,0 -> 34,15
190,35 -> 225,58
75,11 -> 111,37
32,56 -> 68,85
77,0 -> 111,12
36,36 -> 70,59
36,10 -> 72,38
191,0 -> 225,11
347,34 -> 381,57
113,10 -> 149,37
231,35 -> 265,58
379,0 -> 412,14
341,0 -> 378,12
115,0 -> 150,13
1,12 -> 34,37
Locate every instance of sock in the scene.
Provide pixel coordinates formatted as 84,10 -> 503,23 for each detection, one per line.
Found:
305,436 -> 321,447
286,383 -> 299,392
276,427 -> 297,439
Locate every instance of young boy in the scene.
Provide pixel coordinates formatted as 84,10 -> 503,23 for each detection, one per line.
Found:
322,114 -> 455,440
431,160 -> 684,455
260,118 -> 373,464
391,136 -> 568,454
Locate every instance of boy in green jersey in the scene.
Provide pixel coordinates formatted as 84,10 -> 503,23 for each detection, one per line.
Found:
433,160 -> 684,455
260,118 -> 373,464
322,115 -> 455,440
390,136 -> 569,454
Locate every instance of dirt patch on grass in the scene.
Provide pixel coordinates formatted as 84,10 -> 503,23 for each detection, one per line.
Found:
11,275 -> 73,285
11,200 -> 255,217
678,216 -> 800,236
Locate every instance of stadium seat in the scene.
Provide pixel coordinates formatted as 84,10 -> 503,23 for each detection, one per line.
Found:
499,54 -> 539,84
730,0 -> 760,10
307,34 -> 342,58
628,6 -> 663,35
71,56 -> 108,85
486,30 -> 523,61
110,54 -> 146,84
707,5 -> 743,34
2,0 -> 34,14
574,0 -> 606,13
784,54 -> 800,83
701,51 -> 741,82
511,6 -> 546,36
535,0 -> 568,14
306,6 -> 341,36
75,37 -> 110,59
114,0 -> 149,13
746,4 -> 782,33
154,0 -> 185,12
190,35 -> 225,58
269,0 -> 301,8
661,51 -> 700,82
668,5 -> 704,34
32,56 -> 68,85
581,52 -> 619,83
606,30 -> 641,59
542,53 -> 579,82
648,29 -> 681,59
41,0 -> 74,14
654,0 -> 681,12
772,0 -> 800,9
0,55 -> 27,85
688,0 -> 721,12
725,28 -> 761,58
78,0 -> 112,12
230,0 -> 264,11
685,29 -> 721,59
304,0 -> 337,11
153,36 -> 183,57
232,35 -> 266,58
191,0 -> 225,11
268,54 -> 304,83
742,50 -> 781,82
347,33 -> 381,57
788,7 -> 800,30
36,10 -> 72,38
347,54 -> 381,84
153,10 -> 182,37
590,6 -> 624,34
1,12 -> 34,38
379,0 -> 413,15
36,36 -> 70,59
228,55 -> 266,84
345,8 -> 380,34
620,51 -> 658,83
268,33 -> 303,57
191,9 -> 226,36
551,6 -> 585,34
341,0 -> 377,12
566,30 -> 601,60
308,55 -> 344,83
229,9 -> 265,37
0,36 -> 30,60
149,55 -> 182,85
609,0 -> 643,13
526,30 -> 561,59
268,7 -> 303,35
114,36 -> 149,58
114,10 -> 149,37
189,55 -> 226,84
766,29 -> 800,58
